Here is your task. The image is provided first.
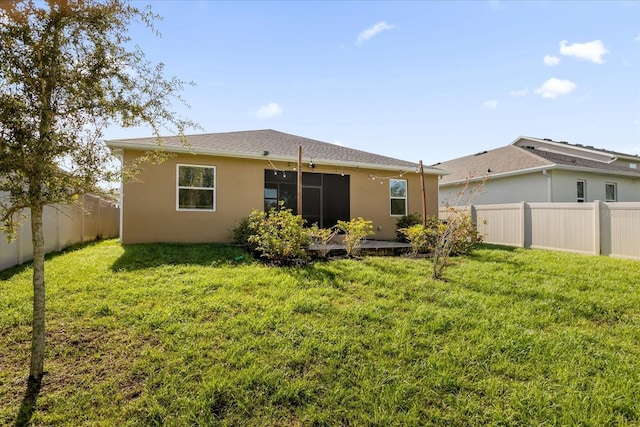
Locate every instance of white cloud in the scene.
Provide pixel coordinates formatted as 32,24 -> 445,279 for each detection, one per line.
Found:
253,102 -> 282,119
544,55 -> 561,66
509,88 -> 529,97
483,100 -> 498,110
356,21 -> 394,46
535,78 -> 577,99
635,34 -> 640,42
559,40 -> 609,64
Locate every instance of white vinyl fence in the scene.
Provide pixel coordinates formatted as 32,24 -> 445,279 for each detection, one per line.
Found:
440,201 -> 640,261
1,194 -> 119,271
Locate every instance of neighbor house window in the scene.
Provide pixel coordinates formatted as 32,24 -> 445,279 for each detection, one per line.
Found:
390,179 -> 407,216
576,180 -> 586,203
605,183 -> 617,202
177,164 -> 215,211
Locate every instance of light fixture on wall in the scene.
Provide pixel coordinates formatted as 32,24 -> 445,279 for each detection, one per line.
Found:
309,159 -> 315,169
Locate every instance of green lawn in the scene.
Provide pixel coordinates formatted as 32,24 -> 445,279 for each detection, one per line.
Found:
1,240 -> 639,426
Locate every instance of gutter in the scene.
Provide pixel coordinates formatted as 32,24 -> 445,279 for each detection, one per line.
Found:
441,163 -> 640,187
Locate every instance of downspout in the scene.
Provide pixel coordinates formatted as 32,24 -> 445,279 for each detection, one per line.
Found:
542,170 -> 552,202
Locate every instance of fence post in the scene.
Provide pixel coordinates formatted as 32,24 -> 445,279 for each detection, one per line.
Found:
520,201 -> 526,248
16,212 -> 22,265
593,200 -> 601,256
55,205 -> 61,252
80,195 -> 85,244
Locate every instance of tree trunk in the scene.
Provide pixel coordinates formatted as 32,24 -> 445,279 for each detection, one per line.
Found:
29,205 -> 46,380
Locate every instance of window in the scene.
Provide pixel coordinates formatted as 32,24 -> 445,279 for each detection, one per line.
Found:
390,179 -> 407,216
263,170 -> 297,212
576,180 -> 586,203
605,183 -> 617,202
177,164 -> 215,210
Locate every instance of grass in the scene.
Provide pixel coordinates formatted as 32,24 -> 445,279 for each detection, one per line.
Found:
1,240 -> 639,426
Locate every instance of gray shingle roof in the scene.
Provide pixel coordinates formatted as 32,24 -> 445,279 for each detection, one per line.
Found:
436,144 -> 640,184
517,136 -> 640,160
107,129 -> 443,173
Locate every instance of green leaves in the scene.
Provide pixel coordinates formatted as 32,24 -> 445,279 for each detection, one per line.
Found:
246,203 -> 311,263
336,217 -> 374,257
0,0 -> 197,381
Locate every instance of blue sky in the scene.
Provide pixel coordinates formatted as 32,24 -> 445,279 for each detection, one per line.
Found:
105,1 -> 640,164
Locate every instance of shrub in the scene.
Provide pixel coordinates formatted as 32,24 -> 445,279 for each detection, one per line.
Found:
395,213 -> 423,241
336,217 -> 374,257
433,208 -> 484,280
447,211 -> 483,256
246,203 -> 310,264
231,216 -> 257,251
307,224 -> 338,258
398,224 -> 430,257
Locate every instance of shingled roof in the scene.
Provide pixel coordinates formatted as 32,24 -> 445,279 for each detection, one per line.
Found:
107,129 -> 444,174
436,143 -> 640,185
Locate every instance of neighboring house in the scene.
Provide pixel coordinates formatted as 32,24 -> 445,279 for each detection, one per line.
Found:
106,129 -> 444,244
436,136 -> 640,205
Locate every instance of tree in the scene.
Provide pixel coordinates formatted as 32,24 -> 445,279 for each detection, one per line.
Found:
432,178 -> 485,280
0,0 -> 195,382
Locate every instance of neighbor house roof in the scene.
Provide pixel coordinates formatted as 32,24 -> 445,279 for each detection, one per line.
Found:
512,136 -> 640,161
435,139 -> 640,185
107,129 -> 444,175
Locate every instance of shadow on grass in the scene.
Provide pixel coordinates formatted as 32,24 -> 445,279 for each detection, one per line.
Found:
111,243 -> 249,271
14,376 -> 42,427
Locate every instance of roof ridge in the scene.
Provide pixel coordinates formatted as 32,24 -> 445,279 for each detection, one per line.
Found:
513,144 -> 555,166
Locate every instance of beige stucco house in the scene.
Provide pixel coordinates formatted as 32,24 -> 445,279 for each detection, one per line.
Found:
436,136 -> 640,205
106,129 -> 444,244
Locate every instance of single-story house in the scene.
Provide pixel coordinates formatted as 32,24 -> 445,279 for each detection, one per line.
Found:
436,136 -> 640,205
106,129 -> 445,244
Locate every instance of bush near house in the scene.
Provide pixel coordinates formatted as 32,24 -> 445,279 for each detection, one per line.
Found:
245,203 -> 310,264
397,214 -> 482,258
336,217 -> 375,257
395,213 -> 423,242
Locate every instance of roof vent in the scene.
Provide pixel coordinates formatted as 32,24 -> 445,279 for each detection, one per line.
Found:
474,150 -> 488,156
543,138 -> 552,141
559,141 -> 568,144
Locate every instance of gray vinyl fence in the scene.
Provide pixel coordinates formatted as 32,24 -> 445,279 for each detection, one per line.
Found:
440,201 -> 640,261
0,194 -> 119,271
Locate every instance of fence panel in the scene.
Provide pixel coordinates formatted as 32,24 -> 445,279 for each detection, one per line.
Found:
0,195 -> 119,271
440,201 -> 639,260
528,203 -> 596,255
603,203 -> 640,259
475,203 -> 523,247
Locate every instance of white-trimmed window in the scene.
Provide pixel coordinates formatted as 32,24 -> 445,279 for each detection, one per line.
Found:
390,179 -> 407,216
576,180 -> 586,203
605,182 -> 617,202
177,164 -> 216,211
